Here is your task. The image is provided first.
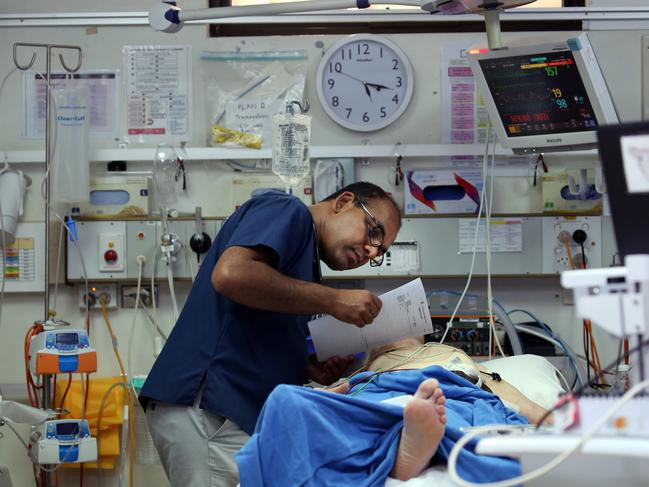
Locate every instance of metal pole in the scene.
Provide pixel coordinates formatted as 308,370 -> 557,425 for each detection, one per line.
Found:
13,42 -> 82,487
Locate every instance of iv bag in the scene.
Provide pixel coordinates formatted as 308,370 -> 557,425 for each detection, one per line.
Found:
272,112 -> 311,189
152,143 -> 179,209
51,81 -> 90,203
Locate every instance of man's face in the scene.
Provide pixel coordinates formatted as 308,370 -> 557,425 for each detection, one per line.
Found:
322,193 -> 400,271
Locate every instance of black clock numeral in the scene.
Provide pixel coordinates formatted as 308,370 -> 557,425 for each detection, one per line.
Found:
327,79 -> 335,89
332,96 -> 339,107
380,107 -> 387,118
329,62 -> 342,73
342,49 -> 352,60
392,94 -> 399,104
345,108 -> 352,119
358,43 -> 370,55
392,59 -> 399,70
396,76 -> 402,88
380,47 -> 384,58
362,112 -> 370,122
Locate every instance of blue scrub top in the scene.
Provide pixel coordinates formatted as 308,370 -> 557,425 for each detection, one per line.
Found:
139,191 -> 319,434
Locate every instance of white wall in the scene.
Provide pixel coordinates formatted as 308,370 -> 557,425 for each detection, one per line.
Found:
0,3 -> 647,486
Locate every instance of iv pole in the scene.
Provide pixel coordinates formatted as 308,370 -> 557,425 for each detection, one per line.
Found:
13,42 -> 83,487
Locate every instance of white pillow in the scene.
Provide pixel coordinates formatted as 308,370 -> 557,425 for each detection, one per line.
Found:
481,354 -> 566,411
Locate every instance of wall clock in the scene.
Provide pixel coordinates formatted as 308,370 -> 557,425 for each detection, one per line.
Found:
316,34 -> 414,132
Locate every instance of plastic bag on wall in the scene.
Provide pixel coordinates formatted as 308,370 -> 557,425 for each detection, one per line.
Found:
51,80 -> 90,203
201,50 -> 307,149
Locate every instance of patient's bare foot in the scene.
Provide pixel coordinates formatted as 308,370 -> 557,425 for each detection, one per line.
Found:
390,379 -> 447,481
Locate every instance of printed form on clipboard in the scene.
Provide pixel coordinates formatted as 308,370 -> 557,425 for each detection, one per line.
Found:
308,278 -> 433,361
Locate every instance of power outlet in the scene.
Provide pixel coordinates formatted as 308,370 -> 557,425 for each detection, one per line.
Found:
542,216 -> 602,273
79,283 -> 118,310
121,284 -> 159,308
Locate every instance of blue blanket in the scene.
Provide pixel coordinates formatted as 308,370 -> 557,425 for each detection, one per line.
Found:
237,366 -> 527,486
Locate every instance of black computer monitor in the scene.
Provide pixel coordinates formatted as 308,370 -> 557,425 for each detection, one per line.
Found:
597,121 -> 649,258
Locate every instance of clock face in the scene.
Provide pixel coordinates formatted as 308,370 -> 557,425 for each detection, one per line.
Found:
316,34 -> 414,132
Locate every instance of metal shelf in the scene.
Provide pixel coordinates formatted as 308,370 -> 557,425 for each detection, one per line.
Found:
4,144 -> 599,164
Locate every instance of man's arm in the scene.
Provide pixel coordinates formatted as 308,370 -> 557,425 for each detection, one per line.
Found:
211,246 -> 381,326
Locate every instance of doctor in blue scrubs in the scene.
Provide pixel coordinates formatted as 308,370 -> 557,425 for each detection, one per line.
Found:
139,182 -> 401,487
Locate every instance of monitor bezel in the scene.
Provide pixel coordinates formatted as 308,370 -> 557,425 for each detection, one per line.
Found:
468,33 -> 618,154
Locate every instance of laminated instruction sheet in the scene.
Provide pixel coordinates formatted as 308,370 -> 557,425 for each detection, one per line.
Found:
308,278 -> 433,361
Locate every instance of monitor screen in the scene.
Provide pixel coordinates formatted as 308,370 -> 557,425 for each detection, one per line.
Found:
56,422 -> 80,436
479,50 -> 598,138
56,333 -> 79,346
468,33 -> 618,154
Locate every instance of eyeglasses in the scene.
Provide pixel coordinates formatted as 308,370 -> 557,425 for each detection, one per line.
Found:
356,200 -> 386,267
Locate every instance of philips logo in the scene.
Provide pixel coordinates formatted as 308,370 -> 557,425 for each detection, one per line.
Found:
546,138 -> 562,143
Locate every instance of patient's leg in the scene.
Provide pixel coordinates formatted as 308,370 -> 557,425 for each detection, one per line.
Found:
390,379 -> 447,481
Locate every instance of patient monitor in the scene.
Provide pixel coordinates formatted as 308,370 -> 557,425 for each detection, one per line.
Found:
468,33 -> 618,154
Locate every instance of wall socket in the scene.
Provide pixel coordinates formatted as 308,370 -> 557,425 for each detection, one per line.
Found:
79,283 -> 118,310
121,284 -> 159,308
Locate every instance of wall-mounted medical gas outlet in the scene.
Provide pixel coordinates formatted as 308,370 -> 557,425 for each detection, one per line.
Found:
121,284 -> 159,308
79,284 -> 118,310
542,216 -> 602,273
67,219 -> 222,281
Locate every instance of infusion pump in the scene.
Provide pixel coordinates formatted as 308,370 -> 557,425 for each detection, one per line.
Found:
29,419 -> 97,464
28,329 -> 97,375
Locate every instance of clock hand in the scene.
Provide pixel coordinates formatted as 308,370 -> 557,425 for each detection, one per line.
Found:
337,70 -> 366,84
363,83 -> 372,101
366,82 -> 394,91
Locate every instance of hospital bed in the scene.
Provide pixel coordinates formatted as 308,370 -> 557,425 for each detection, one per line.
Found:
385,353 -> 568,486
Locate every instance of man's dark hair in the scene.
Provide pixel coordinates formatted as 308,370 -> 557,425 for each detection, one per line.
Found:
323,182 -> 401,224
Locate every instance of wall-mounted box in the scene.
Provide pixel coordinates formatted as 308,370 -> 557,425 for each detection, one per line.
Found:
73,176 -> 151,218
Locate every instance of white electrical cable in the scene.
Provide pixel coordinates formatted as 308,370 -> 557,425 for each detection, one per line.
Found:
485,134 -> 506,359
440,125 -> 491,345
127,257 -> 145,399
150,245 -> 164,335
51,220 -> 64,313
0,68 -> 19,345
166,251 -> 179,322
447,379 -> 649,487
184,246 -> 196,282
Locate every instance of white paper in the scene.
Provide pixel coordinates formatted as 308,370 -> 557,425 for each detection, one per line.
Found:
459,218 -> 523,253
620,134 -> 649,193
22,70 -> 118,138
124,45 -> 192,142
308,278 -> 433,361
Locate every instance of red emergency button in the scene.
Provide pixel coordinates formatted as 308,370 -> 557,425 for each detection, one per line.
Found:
104,249 -> 118,263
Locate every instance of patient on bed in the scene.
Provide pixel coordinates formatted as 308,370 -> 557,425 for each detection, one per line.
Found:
363,337 -> 550,480
236,339 -> 552,485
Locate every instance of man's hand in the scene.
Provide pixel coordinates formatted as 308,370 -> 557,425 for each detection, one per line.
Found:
307,354 -> 355,386
331,289 -> 382,327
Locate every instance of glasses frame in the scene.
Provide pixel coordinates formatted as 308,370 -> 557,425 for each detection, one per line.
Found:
356,199 -> 386,267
